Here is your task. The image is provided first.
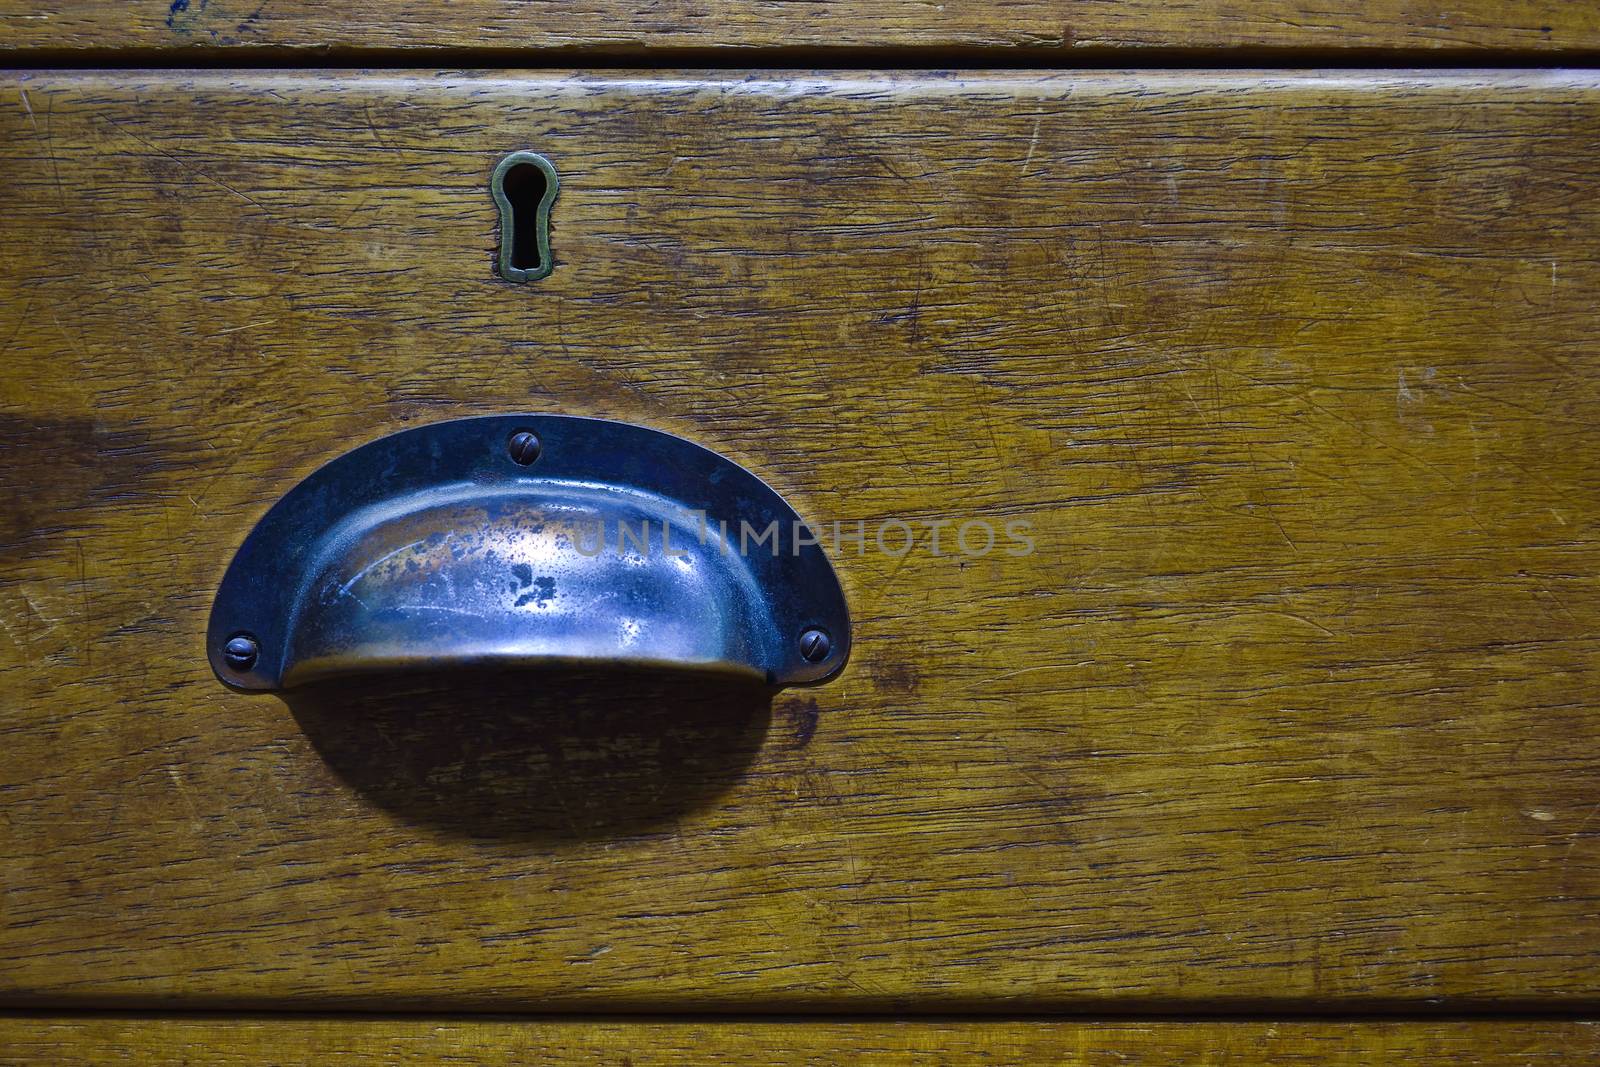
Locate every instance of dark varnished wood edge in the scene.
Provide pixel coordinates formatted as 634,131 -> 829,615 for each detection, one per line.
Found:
5,45 -> 1600,69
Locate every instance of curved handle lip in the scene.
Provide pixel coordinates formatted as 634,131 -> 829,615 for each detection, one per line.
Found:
207,414 -> 851,693
281,652 -> 772,690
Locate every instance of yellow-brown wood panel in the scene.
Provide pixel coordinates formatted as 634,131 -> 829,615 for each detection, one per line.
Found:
2,1017 -> 1599,1064
0,1 -> 1596,57
1,71 -> 1599,1009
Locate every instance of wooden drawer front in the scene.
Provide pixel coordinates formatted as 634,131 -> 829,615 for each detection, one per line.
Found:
2,71 -> 1599,1010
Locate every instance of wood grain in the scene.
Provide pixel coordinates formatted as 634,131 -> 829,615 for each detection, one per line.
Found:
2,71 -> 1600,1010
0,1 -> 1598,59
3,1016 -> 1599,1064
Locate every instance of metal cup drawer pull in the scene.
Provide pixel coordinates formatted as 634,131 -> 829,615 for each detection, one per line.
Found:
207,415 -> 851,690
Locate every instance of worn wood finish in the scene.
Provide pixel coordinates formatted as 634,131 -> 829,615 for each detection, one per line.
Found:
1,2 -> 1598,58
2,71 -> 1600,1010
4,1016 -> 1600,1064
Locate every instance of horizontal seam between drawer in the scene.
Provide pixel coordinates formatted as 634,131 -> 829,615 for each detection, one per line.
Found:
4,1005 -> 1600,1023
4,45 -> 1600,72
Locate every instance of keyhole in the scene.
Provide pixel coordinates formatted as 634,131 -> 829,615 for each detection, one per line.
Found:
492,152 -> 559,282
502,164 -> 547,271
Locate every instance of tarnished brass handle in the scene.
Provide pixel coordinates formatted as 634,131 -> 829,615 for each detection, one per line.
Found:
208,415 -> 850,691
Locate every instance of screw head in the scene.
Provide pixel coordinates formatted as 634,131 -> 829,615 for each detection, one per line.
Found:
507,430 -> 542,466
799,628 -> 832,663
223,634 -> 259,672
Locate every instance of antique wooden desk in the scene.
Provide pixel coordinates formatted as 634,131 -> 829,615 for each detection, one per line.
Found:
3,2 -> 1600,1062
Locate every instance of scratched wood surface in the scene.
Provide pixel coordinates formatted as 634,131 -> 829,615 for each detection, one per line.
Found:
1,1 -> 1598,58
4,1016 -> 1599,1064
2,71 -> 1600,1010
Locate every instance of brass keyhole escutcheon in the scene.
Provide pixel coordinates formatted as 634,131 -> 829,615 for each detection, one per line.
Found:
492,151 -> 559,282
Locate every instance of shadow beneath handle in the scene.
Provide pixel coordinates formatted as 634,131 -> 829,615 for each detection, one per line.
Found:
284,666 -> 771,843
